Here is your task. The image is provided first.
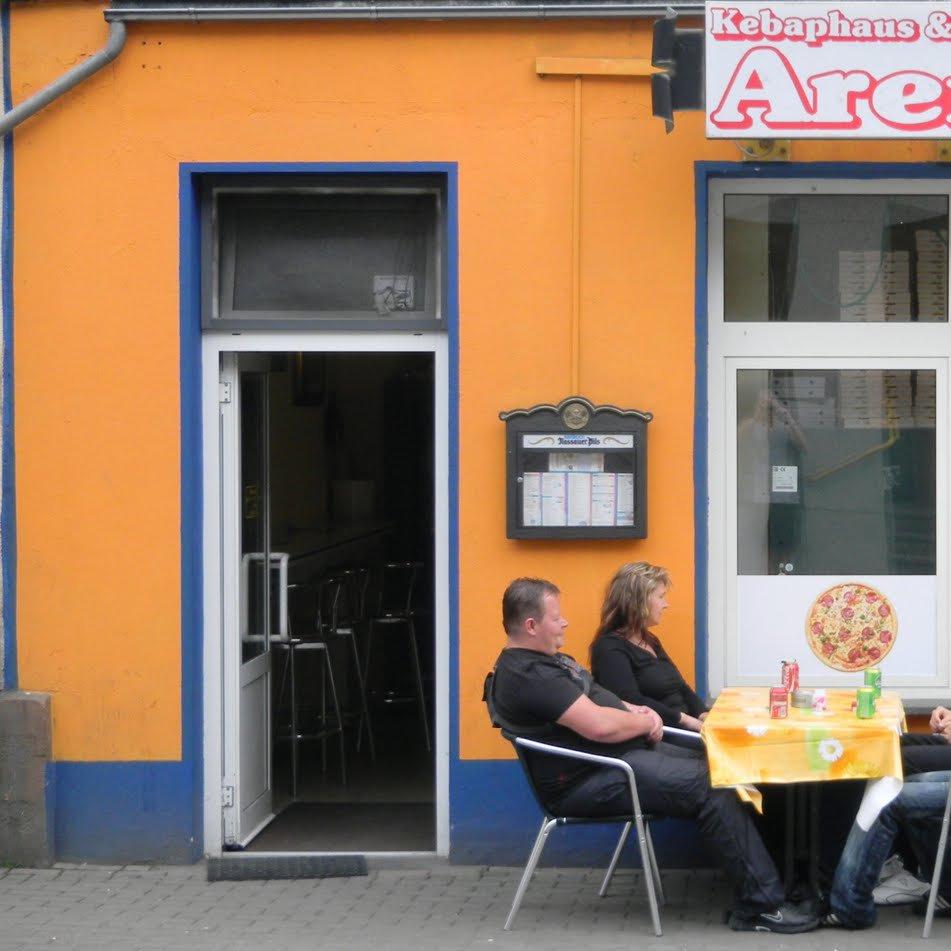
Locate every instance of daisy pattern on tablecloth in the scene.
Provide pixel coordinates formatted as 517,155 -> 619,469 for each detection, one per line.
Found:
818,738 -> 844,763
746,725 -> 768,737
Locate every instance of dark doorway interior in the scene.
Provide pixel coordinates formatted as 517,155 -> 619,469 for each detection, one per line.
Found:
244,351 -> 435,852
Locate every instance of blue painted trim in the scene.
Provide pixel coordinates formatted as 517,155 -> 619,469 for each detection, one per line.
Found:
1,0 -> 16,690
693,163 -> 709,701
446,165 -> 460,770
179,166 -> 204,858
179,161 -> 456,176
180,161 -> 459,858
53,762 -> 197,863
450,761 -> 715,867
695,160 -> 951,181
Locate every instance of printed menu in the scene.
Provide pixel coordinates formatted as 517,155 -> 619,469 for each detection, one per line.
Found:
523,470 -> 634,527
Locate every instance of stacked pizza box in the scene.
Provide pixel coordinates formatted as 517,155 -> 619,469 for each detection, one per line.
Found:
838,368 -> 919,429
838,250 -> 911,322
769,375 -> 835,428
915,230 -> 947,322
912,369 -> 937,429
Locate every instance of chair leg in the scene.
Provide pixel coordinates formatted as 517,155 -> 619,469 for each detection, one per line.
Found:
504,817 -> 557,932
923,787 -> 951,938
289,644 -> 298,800
349,632 -> 376,760
363,619 -> 375,685
634,814 -> 663,936
406,618 -> 431,752
644,821 -> 665,906
598,821 -> 631,897
320,654 -> 328,776
323,645 -> 347,786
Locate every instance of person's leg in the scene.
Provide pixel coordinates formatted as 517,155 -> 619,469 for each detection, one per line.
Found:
901,734 -> 951,776
830,772 -> 950,928
900,772 -> 951,903
817,779 -> 867,890
558,743 -> 786,915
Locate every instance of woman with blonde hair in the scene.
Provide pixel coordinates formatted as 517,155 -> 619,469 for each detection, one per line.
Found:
590,562 -> 708,732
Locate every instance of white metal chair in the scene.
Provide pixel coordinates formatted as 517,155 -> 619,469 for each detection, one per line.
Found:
503,734 -> 665,936
923,778 -> 951,938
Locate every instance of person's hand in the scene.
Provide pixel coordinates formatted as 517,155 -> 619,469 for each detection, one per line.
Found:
679,714 -> 703,732
930,705 -> 951,733
631,706 -> 663,743
698,711 -> 709,722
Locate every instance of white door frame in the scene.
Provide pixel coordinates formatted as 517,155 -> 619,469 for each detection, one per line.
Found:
202,331 -> 451,857
707,177 -> 951,701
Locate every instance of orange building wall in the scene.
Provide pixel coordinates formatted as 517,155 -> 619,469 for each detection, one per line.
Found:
11,3 -> 937,761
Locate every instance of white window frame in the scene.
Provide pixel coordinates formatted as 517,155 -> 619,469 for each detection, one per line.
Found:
707,178 -> 951,703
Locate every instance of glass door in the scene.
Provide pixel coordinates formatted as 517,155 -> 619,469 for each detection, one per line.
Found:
729,360 -> 943,687
221,354 -> 275,846
708,180 -> 951,698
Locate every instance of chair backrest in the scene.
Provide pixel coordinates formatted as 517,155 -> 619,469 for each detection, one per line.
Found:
286,582 -> 318,639
341,567 -> 370,622
317,577 -> 345,634
503,731 -> 561,818
376,561 -> 420,615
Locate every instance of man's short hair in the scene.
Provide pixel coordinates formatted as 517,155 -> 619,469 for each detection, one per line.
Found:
502,577 -> 560,636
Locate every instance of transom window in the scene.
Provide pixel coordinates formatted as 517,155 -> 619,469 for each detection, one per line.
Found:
203,175 -> 445,331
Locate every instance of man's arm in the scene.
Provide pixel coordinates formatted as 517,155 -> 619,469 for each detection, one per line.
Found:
558,694 -> 661,744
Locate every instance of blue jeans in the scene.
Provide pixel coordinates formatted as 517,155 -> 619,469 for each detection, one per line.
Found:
830,770 -> 951,928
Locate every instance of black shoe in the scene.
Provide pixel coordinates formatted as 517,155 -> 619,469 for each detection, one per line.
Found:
820,912 -> 846,928
728,901 -> 819,933
913,895 -> 951,918
793,887 -> 828,918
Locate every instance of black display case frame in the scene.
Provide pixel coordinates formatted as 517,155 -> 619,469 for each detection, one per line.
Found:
499,396 -> 652,540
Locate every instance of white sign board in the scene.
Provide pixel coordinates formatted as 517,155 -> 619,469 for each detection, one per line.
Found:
706,2 -> 951,138
736,575 -> 937,684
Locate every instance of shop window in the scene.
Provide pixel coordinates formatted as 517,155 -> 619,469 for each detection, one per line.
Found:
736,367 -> 936,577
204,176 -> 444,330
724,194 -> 948,323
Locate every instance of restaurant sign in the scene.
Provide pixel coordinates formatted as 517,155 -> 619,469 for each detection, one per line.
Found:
706,2 -> 951,138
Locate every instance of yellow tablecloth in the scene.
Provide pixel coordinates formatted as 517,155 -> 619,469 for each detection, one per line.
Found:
702,687 -> 906,789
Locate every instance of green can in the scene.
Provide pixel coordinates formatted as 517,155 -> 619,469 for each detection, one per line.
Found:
857,686 -> 876,719
864,667 -> 882,699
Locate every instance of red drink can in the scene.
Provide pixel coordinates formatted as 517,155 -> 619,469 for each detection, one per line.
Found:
770,686 -> 789,718
781,660 -> 800,693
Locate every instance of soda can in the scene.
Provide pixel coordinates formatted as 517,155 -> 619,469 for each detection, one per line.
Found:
864,667 -> 882,699
770,686 -> 789,719
781,660 -> 800,693
812,688 -> 828,713
856,686 -> 876,718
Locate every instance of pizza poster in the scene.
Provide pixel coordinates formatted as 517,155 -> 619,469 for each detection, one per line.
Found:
735,575 -> 937,683
706,2 -> 951,138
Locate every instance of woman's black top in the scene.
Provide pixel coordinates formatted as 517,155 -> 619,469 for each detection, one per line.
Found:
590,632 -> 708,727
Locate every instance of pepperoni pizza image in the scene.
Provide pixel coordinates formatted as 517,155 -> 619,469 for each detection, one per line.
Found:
805,583 -> 897,672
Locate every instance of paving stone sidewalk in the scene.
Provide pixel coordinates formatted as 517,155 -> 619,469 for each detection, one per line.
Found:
0,862 -> 943,951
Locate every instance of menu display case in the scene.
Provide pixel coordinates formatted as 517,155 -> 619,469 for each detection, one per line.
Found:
499,396 -> 652,539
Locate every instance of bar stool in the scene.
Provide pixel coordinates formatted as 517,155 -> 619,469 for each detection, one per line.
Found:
316,573 -> 376,760
364,561 -> 431,752
279,583 -> 347,796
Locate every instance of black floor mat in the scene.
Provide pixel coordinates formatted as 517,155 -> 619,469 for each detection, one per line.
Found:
208,854 -> 367,881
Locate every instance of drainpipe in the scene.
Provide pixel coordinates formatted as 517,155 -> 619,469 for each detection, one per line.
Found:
104,2 -> 702,22
0,21 -> 127,136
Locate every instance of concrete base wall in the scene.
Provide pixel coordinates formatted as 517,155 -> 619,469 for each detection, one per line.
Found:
0,691 -> 53,867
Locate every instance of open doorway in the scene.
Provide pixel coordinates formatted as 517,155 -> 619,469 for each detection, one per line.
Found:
225,350 -> 436,852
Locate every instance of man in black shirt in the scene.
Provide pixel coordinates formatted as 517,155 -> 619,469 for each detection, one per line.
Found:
488,577 -> 817,933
